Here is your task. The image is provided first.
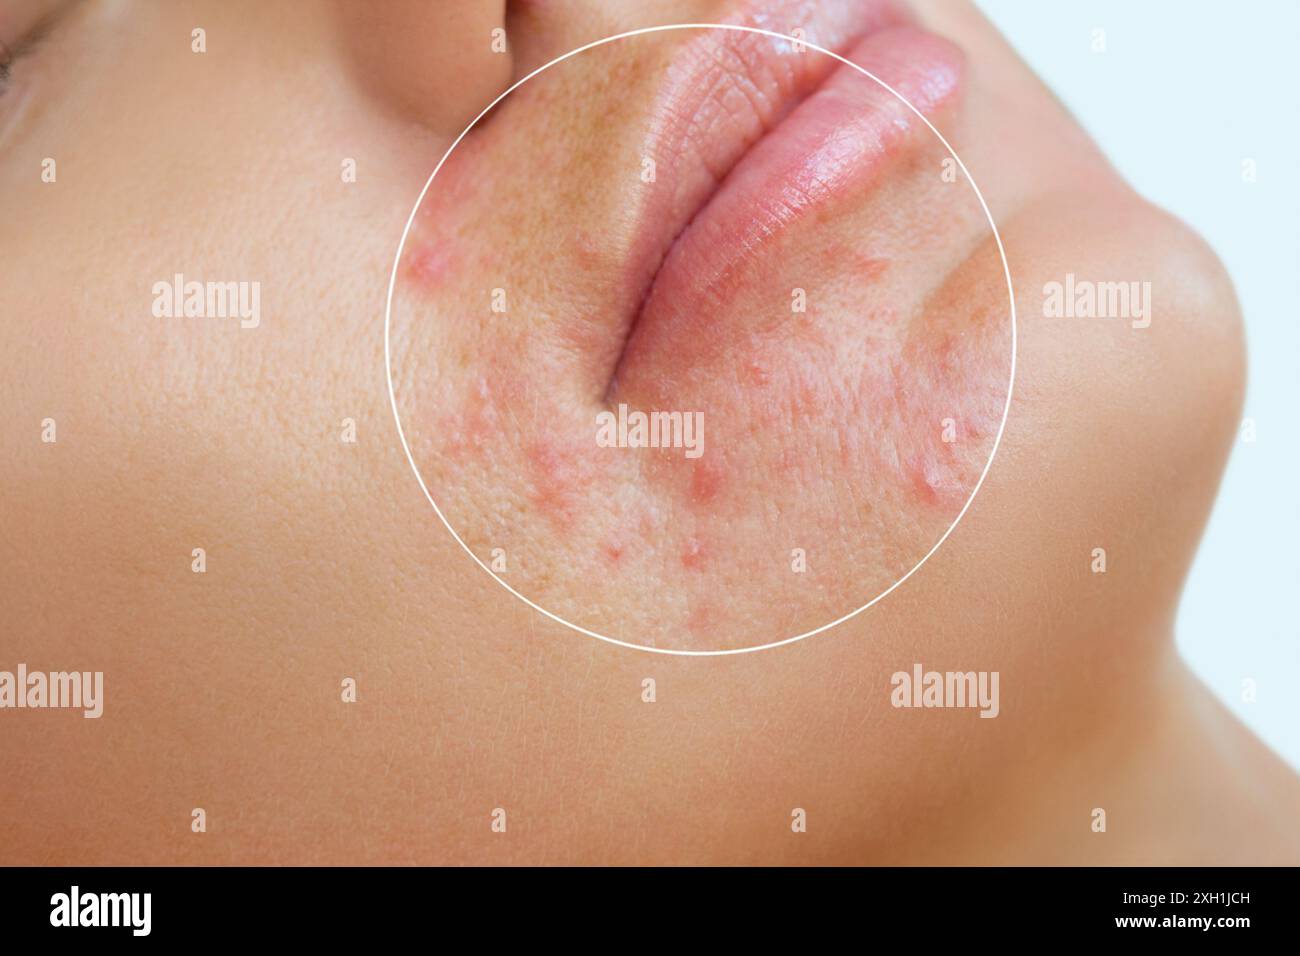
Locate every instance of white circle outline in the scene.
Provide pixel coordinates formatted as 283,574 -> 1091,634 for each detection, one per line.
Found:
384,23 -> 1018,657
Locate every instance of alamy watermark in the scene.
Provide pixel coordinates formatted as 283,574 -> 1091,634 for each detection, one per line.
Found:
1043,272 -> 1151,328
152,273 -> 260,328
890,663 -> 999,718
596,403 -> 704,459
50,886 -> 150,936
0,664 -> 103,718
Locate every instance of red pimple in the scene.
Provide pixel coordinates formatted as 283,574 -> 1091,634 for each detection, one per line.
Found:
688,458 -> 725,505
905,450 -> 964,507
405,242 -> 454,287
523,418 -> 612,531
744,361 -> 771,387
601,538 -> 626,566
680,537 -> 707,570
908,456 -> 941,505
525,441 -> 586,528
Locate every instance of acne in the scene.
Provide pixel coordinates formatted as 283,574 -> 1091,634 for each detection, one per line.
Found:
525,441 -> 590,529
743,361 -> 771,387
688,457 -> 726,505
905,451 -> 963,507
437,375 -> 500,461
680,536 -> 708,570
404,241 -> 457,288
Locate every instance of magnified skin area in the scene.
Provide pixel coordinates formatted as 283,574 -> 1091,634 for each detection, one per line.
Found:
0,0 -> 1296,864
392,16 -> 1009,648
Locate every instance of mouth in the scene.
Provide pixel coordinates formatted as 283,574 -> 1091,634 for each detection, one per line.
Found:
606,2 -> 964,399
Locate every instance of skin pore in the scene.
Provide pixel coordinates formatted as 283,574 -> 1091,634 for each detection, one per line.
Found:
0,0 -> 1295,863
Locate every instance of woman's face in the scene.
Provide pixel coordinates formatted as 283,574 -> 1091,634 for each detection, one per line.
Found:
1,0 -> 1261,863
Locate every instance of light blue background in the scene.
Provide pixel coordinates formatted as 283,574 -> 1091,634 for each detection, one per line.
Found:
974,0 -> 1300,769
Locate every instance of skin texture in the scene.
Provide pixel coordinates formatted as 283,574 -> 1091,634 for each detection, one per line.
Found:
393,9 -> 1004,649
0,0 -> 1295,864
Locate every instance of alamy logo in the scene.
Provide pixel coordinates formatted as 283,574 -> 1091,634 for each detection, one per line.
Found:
152,273 -> 261,328
890,664 -> 1000,718
1042,272 -> 1151,328
595,403 -> 704,459
50,886 -> 151,936
0,664 -> 103,718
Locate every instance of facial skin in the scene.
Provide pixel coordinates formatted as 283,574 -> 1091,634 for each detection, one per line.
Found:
394,5 -> 1009,649
0,0 -> 1295,864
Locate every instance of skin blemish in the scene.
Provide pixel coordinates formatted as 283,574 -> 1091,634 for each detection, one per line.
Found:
688,457 -> 725,505
906,452 -> 942,506
437,375 -> 500,461
522,403 -> 616,531
743,361 -> 771,387
405,242 -> 455,287
822,240 -> 891,285
524,441 -> 589,529
857,253 -> 890,282
680,536 -> 708,570
601,537 -> 627,567
904,441 -> 969,508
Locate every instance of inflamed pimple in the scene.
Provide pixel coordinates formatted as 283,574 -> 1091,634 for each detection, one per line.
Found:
905,450 -> 966,506
436,375 -> 501,461
601,538 -> 627,567
524,441 -> 585,529
404,242 -> 455,288
523,431 -> 620,531
688,457 -> 726,505
680,536 -> 708,571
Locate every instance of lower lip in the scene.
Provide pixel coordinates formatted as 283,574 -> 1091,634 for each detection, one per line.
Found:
619,24 -> 964,373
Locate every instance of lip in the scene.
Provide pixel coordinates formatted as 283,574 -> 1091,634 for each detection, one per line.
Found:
609,7 -> 963,394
